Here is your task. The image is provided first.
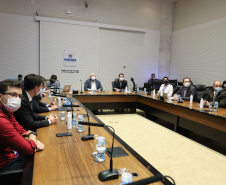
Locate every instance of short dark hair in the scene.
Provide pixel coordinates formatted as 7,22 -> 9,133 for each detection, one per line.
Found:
223,80 -> 226,85
18,74 -> 23,78
183,77 -> 191,83
119,73 -> 124,77
163,77 -> 168,80
50,75 -> 57,80
0,80 -> 22,94
24,74 -> 43,91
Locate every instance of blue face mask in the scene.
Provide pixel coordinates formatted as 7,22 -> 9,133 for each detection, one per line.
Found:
215,87 -> 222,93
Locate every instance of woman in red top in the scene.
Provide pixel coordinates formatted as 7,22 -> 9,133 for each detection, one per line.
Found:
0,80 -> 44,184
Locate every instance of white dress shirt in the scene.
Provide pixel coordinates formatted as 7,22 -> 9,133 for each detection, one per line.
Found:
91,81 -> 97,90
158,84 -> 173,98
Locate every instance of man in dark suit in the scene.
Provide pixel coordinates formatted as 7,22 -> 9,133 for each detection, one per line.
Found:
46,74 -> 60,93
113,73 -> 128,92
32,78 -> 59,114
203,81 -> 226,108
84,73 -> 103,91
173,77 -> 197,101
14,74 -> 58,131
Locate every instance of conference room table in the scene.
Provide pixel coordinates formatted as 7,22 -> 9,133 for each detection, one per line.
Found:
32,94 -> 171,185
72,91 -> 226,145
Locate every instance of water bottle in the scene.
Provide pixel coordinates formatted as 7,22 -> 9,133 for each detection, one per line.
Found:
96,147 -> 106,162
144,88 -> 147,95
57,97 -> 61,107
213,101 -> 218,111
200,98 -> 203,109
153,89 -> 156,97
77,115 -> 84,132
72,112 -> 77,127
67,112 -> 72,129
63,97 -> 68,105
121,172 -> 133,184
137,87 -> 139,93
190,95 -> 193,104
60,112 -> 65,121
97,136 -> 105,148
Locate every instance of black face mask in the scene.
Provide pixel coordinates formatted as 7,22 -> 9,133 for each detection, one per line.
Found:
50,80 -> 55,84
163,81 -> 169,84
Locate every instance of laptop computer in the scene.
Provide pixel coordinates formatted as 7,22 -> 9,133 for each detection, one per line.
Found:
62,85 -> 71,93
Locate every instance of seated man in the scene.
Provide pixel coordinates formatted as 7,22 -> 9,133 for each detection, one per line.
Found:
158,77 -> 173,98
113,73 -> 128,92
148,73 -> 156,84
46,74 -> 60,93
203,81 -> 226,108
0,80 -> 44,184
18,74 -> 24,87
173,77 -> 197,101
32,78 -> 59,113
14,74 -> 58,131
84,73 -> 103,92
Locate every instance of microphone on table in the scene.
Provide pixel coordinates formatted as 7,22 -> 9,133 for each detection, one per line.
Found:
80,79 -> 83,94
62,104 -> 80,107
127,174 -> 165,185
80,108 -> 95,141
78,122 -> 119,181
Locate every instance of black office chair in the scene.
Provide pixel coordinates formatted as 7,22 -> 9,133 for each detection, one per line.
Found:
0,167 -> 23,185
202,86 -> 213,100
194,84 -> 205,102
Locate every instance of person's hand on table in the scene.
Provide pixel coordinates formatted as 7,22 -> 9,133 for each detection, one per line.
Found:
48,114 -> 58,124
50,105 -> 59,111
36,140 -> 45,152
49,102 -> 56,106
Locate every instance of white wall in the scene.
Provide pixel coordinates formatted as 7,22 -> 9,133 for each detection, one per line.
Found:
174,0 -> 226,30
170,17 -> 226,86
99,29 -> 159,90
0,0 -> 161,30
0,13 -> 39,80
39,17 -> 160,91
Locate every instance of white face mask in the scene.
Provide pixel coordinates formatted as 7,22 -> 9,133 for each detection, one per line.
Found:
119,77 -> 124,81
91,76 -> 96,80
1,97 -> 21,112
224,84 -> 226,88
215,87 -> 222,93
184,82 -> 190,88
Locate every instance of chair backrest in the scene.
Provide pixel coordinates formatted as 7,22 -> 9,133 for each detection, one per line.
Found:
195,84 -> 205,91
112,81 -> 115,91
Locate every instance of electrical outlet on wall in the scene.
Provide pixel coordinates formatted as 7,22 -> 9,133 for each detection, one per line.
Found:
123,65 -> 126,69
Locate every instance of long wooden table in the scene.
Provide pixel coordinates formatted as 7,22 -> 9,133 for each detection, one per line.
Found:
73,91 -> 226,144
32,95 -> 171,185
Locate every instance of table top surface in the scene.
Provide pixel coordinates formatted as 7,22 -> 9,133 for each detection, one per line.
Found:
72,91 -> 226,120
33,95 -> 165,185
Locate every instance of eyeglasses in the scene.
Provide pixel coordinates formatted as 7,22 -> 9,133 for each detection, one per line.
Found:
3,93 -> 22,99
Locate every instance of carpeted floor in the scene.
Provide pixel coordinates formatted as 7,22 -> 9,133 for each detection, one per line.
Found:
97,113 -> 226,185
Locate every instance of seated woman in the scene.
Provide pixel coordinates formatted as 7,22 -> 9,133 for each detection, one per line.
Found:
0,80 -> 44,184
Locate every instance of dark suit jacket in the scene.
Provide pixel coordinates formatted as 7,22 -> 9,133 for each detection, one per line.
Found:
84,79 -> 103,91
32,95 -> 50,114
204,88 -> 226,108
14,89 -> 50,131
177,85 -> 197,101
113,79 -> 128,91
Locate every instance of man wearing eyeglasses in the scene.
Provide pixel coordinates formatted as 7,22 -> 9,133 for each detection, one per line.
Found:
14,74 -> 58,131
0,80 -> 44,184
